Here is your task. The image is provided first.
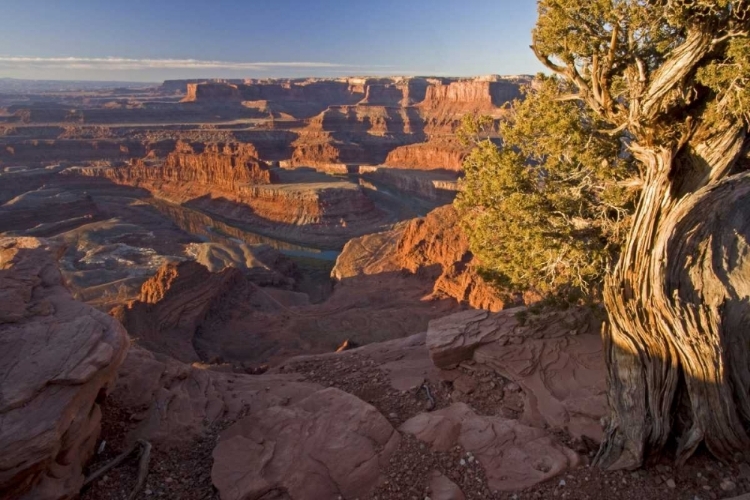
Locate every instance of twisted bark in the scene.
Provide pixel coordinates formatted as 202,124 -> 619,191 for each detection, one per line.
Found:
595,122 -> 750,469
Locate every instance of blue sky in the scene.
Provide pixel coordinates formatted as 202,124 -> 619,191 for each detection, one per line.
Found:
0,0 -> 544,82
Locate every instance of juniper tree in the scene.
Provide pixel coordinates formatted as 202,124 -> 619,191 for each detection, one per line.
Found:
458,0 -> 750,468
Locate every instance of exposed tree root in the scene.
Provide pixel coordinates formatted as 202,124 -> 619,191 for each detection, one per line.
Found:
82,439 -> 152,499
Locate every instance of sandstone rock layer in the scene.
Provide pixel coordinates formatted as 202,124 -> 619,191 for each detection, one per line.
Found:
0,237 -> 129,500
427,308 -> 607,442
401,402 -> 580,491
212,387 -> 400,500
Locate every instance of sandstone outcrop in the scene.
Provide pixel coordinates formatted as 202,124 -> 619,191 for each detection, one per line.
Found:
332,205 -> 506,311
182,82 -> 243,102
212,387 -> 400,500
427,308 -> 608,442
384,140 -> 468,170
428,470 -> 466,500
0,237 -> 128,500
90,140 -> 275,190
109,345 -> 320,446
422,78 -> 523,109
72,142 -> 392,249
359,166 -> 460,201
162,140 -> 274,185
400,402 -> 580,491
111,260 -> 243,362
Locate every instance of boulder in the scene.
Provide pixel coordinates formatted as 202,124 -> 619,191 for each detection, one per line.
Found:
400,403 -> 579,491
0,237 -> 129,500
212,387 -> 400,500
426,309 -> 514,368
110,345 -> 320,446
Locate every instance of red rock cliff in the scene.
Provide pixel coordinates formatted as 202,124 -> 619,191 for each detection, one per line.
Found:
332,205 -> 506,311
384,141 -> 467,170
111,260 -> 242,363
162,140 -> 275,187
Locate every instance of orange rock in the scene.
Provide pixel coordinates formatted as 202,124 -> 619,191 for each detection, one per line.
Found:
333,205 -> 506,312
111,260 -> 243,363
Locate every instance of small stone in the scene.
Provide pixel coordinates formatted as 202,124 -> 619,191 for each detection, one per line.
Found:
459,458 -> 467,466
165,477 -> 173,483
559,479 -> 566,486
666,479 -> 676,489
145,490 -> 153,496
389,412 -> 398,419
720,479 -> 736,491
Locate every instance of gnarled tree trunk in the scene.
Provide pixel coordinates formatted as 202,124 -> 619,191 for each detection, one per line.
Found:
595,121 -> 750,469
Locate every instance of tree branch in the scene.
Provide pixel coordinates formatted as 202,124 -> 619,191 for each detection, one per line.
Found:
641,29 -> 714,119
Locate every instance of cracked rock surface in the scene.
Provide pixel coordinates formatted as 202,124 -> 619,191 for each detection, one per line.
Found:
0,237 -> 129,500
211,387 -> 400,500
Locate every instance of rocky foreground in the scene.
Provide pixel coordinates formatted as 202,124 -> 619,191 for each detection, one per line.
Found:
3,236 -> 750,500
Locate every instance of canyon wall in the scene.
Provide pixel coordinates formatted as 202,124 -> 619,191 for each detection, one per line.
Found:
111,260 -> 243,362
333,205 -> 507,312
422,78 -> 523,108
384,141 -> 467,170
71,141 -> 391,248
1,75 -> 529,171
161,140 -> 275,187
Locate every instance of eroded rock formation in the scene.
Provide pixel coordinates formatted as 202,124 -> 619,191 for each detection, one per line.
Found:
332,205 -> 506,311
111,261 -> 243,362
384,141 -> 467,171
401,402 -> 580,491
72,141 -> 390,248
0,237 -> 128,500
427,307 -> 607,442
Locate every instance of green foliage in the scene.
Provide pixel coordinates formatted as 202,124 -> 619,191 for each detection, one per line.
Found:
455,76 -> 638,300
457,1 -> 750,302
697,37 -> 750,121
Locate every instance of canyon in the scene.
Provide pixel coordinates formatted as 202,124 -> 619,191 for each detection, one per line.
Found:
1,76 -> 742,500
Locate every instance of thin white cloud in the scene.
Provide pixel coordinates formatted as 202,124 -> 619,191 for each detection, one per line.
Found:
0,56 -> 384,71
